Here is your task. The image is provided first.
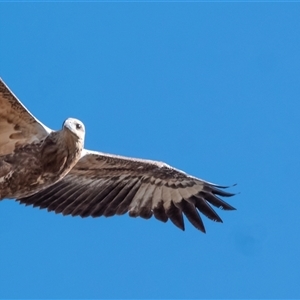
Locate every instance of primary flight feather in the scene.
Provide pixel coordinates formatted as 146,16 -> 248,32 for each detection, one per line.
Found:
0,78 -> 236,232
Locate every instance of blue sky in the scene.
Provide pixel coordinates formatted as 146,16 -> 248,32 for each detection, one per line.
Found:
1,2 -> 300,298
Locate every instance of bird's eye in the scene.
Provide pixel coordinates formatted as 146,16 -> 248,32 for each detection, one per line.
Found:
76,123 -> 82,130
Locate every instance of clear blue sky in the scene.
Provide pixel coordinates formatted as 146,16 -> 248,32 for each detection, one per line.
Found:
1,3 -> 299,298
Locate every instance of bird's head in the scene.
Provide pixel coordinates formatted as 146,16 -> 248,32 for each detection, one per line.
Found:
63,118 -> 85,142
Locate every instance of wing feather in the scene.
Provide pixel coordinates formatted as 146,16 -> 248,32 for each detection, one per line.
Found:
137,184 -> 156,219
0,78 -> 51,155
116,180 -> 142,215
79,180 -> 122,218
177,201 -> 205,233
152,185 -> 169,223
103,178 -> 139,217
202,192 -> 236,210
191,196 -> 223,222
153,200 -> 169,223
166,201 -> 184,231
32,181 -> 67,208
90,180 -> 128,217
128,181 -> 155,219
128,182 -> 150,217
17,150 -> 236,232
51,184 -> 89,214
62,183 -> 101,216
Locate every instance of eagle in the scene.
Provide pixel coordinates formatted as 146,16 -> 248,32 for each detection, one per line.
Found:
0,78 -> 236,233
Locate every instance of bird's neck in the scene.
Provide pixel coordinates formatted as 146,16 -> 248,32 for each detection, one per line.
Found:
41,130 -> 83,175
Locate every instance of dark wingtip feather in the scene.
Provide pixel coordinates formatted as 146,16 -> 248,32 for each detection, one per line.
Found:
192,196 -> 223,223
138,207 -> 153,219
153,205 -> 168,223
205,185 -> 236,197
166,202 -> 185,231
202,193 -> 236,211
176,201 -> 206,233
210,183 -> 237,189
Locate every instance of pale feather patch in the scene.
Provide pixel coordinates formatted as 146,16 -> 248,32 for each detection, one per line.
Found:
131,183 -> 156,212
0,170 -> 13,183
162,185 -> 172,202
152,185 -> 163,208
162,186 -> 172,210
177,187 -> 194,199
170,188 -> 182,203
128,182 -> 149,211
140,183 -> 156,206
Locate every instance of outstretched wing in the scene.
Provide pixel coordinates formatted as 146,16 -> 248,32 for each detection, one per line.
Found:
18,150 -> 236,232
0,78 -> 51,156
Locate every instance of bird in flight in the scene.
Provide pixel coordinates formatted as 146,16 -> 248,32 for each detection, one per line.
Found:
0,78 -> 236,233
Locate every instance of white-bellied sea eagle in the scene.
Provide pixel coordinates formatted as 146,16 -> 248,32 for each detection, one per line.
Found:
0,78 -> 236,232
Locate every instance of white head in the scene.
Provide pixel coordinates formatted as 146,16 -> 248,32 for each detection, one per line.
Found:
63,118 -> 85,142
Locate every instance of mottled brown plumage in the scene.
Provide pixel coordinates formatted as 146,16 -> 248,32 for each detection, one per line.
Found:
0,78 -> 236,233
0,121 -> 84,199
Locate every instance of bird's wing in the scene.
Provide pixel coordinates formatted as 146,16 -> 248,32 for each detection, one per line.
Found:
0,78 -> 51,156
17,149 -> 236,232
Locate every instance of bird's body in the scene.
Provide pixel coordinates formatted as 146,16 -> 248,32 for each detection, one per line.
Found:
0,126 -> 83,199
0,78 -> 236,232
